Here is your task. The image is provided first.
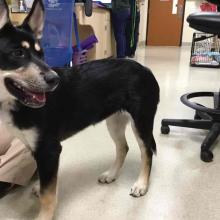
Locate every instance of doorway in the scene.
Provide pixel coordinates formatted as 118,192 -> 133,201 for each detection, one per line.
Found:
146,0 -> 186,46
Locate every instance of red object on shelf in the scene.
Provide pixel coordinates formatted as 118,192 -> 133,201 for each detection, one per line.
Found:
200,3 -> 217,12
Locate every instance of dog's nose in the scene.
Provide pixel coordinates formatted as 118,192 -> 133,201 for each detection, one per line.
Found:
44,72 -> 60,88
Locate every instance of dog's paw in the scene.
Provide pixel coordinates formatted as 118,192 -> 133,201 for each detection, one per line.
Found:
32,183 -> 40,198
130,181 -> 148,197
98,171 -> 117,184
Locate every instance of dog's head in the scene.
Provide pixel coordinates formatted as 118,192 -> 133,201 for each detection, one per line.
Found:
0,0 -> 59,108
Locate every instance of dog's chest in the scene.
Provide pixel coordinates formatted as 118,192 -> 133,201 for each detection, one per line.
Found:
0,102 -> 38,152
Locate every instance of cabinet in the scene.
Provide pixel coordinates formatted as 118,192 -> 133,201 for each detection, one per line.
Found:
74,5 -> 115,60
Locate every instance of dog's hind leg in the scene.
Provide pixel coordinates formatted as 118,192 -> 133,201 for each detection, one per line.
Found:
98,112 -> 129,184
129,111 -> 156,198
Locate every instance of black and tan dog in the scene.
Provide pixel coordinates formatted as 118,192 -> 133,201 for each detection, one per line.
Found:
0,0 -> 159,219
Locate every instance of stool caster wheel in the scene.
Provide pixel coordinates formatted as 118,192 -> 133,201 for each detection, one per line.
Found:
200,150 -> 213,162
161,126 -> 170,134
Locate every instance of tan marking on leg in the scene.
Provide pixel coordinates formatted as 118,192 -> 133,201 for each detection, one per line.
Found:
35,43 -> 41,51
21,41 -> 30,49
130,122 -> 151,197
35,178 -> 57,220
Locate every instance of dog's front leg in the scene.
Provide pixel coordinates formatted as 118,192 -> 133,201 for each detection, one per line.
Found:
34,141 -> 62,220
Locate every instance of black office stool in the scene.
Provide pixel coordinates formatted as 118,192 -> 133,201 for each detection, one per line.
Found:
161,12 -> 220,163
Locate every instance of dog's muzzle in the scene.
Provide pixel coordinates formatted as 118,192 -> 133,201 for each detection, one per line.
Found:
4,71 -> 60,109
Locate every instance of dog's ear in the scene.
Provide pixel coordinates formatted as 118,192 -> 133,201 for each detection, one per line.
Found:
22,0 -> 45,39
0,0 -> 9,29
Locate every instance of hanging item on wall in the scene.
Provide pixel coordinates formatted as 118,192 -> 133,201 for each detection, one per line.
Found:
84,0 -> 93,16
76,0 -> 93,16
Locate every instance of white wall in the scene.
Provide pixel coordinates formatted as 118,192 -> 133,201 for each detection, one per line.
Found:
182,0 -> 203,43
139,0 -> 148,43
139,0 -> 203,45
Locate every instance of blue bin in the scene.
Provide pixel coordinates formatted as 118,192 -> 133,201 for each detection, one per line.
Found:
41,0 -> 74,67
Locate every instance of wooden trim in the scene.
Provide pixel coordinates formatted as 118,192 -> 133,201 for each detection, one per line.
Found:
145,0 -> 151,45
179,0 -> 186,46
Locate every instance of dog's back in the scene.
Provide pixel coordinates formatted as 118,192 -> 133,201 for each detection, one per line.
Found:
43,58 -> 160,141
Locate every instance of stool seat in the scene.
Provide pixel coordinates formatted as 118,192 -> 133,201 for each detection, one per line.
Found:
187,12 -> 220,35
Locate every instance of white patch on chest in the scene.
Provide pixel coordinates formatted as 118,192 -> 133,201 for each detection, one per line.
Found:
20,128 -> 39,152
0,101 -> 39,152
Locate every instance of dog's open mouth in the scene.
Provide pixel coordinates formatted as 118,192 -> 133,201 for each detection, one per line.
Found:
4,78 -> 46,108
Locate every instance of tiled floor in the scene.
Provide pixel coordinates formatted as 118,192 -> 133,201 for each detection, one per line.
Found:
1,46 -> 220,220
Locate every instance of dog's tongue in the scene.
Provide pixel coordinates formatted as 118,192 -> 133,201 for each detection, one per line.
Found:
32,93 -> 46,103
25,89 -> 46,104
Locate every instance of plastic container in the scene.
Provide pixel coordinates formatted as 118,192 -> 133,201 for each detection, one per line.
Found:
41,0 -> 74,67
190,32 -> 220,68
200,3 -> 217,12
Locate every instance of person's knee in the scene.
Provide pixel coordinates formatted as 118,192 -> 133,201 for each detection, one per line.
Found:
0,124 -> 14,153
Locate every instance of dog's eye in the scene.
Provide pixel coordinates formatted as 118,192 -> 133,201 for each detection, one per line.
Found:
11,49 -> 25,58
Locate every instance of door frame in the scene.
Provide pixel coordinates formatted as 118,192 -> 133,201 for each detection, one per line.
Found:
146,0 -> 186,46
